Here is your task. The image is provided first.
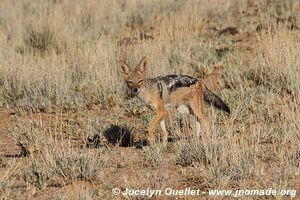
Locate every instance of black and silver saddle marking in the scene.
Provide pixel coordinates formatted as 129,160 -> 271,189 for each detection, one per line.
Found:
151,74 -> 198,93
157,81 -> 163,98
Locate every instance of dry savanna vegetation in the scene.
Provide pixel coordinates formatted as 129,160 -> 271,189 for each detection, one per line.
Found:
0,0 -> 300,199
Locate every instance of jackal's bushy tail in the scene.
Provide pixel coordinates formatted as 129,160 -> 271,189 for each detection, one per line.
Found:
203,87 -> 230,114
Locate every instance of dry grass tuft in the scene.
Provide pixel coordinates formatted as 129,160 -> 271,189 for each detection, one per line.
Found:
143,143 -> 166,168
23,24 -> 62,55
0,0 -> 300,199
248,31 -> 300,99
9,123 -> 51,157
44,148 -> 107,185
175,138 -> 207,167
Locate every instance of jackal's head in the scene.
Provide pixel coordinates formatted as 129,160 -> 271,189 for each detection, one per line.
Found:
119,57 -> 147,98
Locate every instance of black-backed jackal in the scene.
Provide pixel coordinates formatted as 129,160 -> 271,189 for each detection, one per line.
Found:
119,57 -> 230,145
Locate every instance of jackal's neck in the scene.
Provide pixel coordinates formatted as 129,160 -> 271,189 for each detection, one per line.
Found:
136,87 -> 152,105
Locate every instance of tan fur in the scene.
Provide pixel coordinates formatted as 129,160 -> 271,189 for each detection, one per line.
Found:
119,57 -> 210,145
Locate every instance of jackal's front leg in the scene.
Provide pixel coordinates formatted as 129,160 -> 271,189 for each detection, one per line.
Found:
160,120 -> 168,145
148,104 -> 165,145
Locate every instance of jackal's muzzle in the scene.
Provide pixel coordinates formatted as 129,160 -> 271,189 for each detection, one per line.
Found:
127,87 -> 140,98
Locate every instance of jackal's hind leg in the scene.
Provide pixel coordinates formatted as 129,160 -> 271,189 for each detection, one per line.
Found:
189,95 -> 210,135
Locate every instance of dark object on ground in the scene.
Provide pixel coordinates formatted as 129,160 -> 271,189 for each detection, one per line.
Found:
217,27 -> 238,37
101,124 -> 180,148
104,125 -> 134,147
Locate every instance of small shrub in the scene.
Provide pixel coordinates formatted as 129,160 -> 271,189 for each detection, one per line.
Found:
46,148 -> 107,184
9,124 -> 50,157
86,117 -> 109,148
175,138 -> 207,167
144,143 -> 166,168
21,160 -> 48,190
247,32 -> 300,98
122,98 -> 147,117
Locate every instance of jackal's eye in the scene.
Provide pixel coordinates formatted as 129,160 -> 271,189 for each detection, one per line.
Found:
127,81 -> 133,85
138,80 -> 144,85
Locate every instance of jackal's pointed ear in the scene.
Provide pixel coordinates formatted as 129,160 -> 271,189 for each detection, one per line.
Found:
119,60 -> 131,77
136,56 -> 147,74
